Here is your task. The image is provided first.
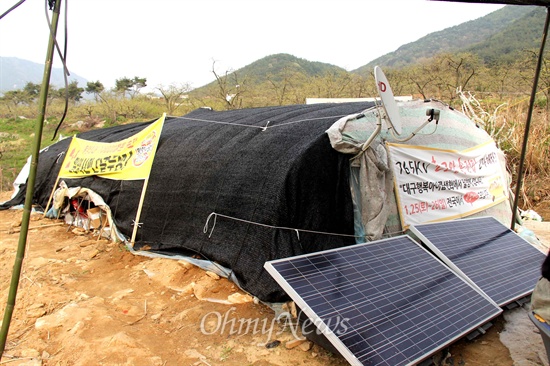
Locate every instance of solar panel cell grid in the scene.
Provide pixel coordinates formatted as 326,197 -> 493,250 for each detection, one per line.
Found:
410,216 -> 545,306
265,235 -> 502,366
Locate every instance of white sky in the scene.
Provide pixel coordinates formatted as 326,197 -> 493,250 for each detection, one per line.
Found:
0,0 -> 505,91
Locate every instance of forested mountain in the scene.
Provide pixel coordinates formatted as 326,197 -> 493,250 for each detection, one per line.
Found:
195,5 -> 546,91
190,53 -> 352,107
3,5 -> 546,95
353,5 -> 543,74
196,53 -> 347,91
465,6 -> 547,64
230,53 -> 346,82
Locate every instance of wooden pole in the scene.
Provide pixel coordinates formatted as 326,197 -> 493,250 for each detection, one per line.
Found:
128,114 -> 165,248
43,175 -> 61,217
130,178 -> 150,247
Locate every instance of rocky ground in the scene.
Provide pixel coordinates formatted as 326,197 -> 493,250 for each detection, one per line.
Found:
0,190 -> 549,366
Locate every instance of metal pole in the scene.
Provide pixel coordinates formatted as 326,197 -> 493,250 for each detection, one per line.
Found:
511,7 -> 550,231
0,0 -> 62,357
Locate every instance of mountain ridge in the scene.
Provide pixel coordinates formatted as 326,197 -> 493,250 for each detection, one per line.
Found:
353,5 -> 541,74
2,5 -> 545,94
0,56 -> 88,93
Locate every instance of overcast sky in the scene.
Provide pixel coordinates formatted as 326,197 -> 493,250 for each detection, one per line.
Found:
0,0 -> 505,91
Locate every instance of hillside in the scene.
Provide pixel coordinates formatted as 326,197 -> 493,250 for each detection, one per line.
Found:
353,5 -> 541,74
466,6 -> 548,64
0,56 -> 87,93
192,53 -> 348,94
230,53 -> 347,82
2,5 -> 548,94
193,5 -> 546,91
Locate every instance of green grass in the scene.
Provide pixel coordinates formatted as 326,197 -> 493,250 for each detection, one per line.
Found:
0,117 -> 71,192
219,345 -> 233,361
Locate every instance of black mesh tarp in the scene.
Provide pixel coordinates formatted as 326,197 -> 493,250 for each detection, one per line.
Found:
3,102 -> 375,302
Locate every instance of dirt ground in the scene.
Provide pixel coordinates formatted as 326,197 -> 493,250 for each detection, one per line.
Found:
0,190 -> 549,366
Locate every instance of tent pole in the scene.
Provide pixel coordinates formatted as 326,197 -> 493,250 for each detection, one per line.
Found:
43,175 -> 61,217
510,6 -> 550,231
130,177 -> 150,247
0,0 -> 62,358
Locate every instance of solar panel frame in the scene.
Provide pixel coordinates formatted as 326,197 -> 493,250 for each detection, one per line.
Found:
264,235 -> 502,366
410,216 -> 546,307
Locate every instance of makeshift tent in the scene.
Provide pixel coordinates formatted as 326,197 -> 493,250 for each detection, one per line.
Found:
1,100 -> 513,303
327,99 -> 512,236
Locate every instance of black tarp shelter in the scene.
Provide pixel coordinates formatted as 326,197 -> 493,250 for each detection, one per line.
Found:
2,103 -> 377,302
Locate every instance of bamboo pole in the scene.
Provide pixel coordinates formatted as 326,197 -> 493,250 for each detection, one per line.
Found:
0,0 -> 62,358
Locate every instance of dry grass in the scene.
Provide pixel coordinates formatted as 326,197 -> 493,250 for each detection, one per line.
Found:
461,91 -> 550,214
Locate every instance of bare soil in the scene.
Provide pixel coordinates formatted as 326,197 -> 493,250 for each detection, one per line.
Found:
0,190 -> 549,366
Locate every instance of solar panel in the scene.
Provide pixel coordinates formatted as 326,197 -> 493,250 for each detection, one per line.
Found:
410,216 -> 545,307
264,236 -> 502,366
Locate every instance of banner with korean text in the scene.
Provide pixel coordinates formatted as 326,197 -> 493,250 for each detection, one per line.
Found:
387,140 -> 508,229
50,114 -> 166,246
59,113 -> 165,180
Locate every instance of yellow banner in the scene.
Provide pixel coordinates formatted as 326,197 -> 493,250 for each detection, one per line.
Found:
59,114 -> 165,180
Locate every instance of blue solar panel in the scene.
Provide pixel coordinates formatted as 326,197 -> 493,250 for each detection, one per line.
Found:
410,216 -> 546,307
264,236 -> 502,366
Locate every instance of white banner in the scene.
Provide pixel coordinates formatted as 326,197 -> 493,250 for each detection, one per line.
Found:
387,140 -> 508,228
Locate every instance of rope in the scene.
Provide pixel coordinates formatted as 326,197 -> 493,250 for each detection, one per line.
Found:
265,115 -> 348,129
173,114 -> 350,131
203,212 -> 364,239
176,116 -> 266,130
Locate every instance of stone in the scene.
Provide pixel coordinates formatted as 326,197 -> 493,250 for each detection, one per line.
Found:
80,247 -> 99,260
227,293 -> 253,304
26,303 -> 46,318
285,338 -> 306,349
299,341 -> 313,352
20,348 -> 40,358
205,271 -> 220,280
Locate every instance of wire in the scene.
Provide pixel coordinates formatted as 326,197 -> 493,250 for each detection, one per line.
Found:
45,0 -> 70,140
175,116 -> 267,130
264,114 -> 349,129
1,1 -> 70,142
203,212 -> 364,239
173,113 -> 350,131
203,211 -> 362,280
0,0 -> 26,20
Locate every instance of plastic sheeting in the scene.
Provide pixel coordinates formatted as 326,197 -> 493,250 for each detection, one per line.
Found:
45,182 -> 123,242
326,99 -> 514,237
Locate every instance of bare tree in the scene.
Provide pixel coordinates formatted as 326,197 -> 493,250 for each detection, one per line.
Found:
211,60 -> 247,109
266,67 -> 305,106
156,83 -> 193,115
441,53 -> 478,103
404,64 -> 437,99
